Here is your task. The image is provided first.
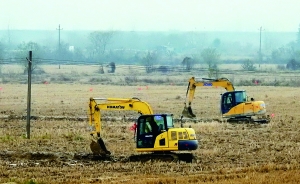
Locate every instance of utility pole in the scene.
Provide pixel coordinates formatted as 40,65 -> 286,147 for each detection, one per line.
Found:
56,24 -> 63,69
7,25 -> 12,63
26,51 -> 32,139
7,25 -> 11,47
297,24 -> 300,47
259,26 -> 262,62
259,26 -> 264,63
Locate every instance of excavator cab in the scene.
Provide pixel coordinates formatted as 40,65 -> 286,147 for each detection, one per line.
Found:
221,90 -> 247,114
135,114 -> 198,153
136,114 -> 172,148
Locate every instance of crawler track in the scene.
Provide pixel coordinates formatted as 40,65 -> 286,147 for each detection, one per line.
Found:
0,151 -> 196,166
128,152 -> 195,163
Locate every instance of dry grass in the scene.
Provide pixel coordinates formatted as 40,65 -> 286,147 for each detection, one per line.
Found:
0,74 -> 300,183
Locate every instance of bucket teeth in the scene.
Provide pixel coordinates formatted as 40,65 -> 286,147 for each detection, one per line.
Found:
182,106 -> 196,118
90,139 -> 111,156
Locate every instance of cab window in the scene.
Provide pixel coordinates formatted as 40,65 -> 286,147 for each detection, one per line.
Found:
166,115 -> 174,128
235,91 -> 246,104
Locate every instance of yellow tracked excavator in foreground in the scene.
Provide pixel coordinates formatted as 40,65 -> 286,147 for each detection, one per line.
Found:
89,97 -> 198,162
182,77 -> 270,123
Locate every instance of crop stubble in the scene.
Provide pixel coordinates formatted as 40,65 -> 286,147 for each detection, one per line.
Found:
0,84 -> 299,183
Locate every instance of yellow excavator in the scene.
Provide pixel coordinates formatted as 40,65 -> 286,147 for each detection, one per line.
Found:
89,97 -> 198,162
182,77 -> 270,123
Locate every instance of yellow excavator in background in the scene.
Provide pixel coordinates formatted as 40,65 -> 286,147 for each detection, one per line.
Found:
89,97 -> 198,162
182,77 -> 270,123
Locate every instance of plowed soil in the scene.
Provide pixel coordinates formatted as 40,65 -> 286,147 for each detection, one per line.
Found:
0,84 -> 300,184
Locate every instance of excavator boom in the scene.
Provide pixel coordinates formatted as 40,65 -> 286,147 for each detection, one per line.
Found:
182,77 -> 234,118
89,97 -> 154,155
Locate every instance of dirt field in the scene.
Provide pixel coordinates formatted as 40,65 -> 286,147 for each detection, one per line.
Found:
0,82 -> 300,183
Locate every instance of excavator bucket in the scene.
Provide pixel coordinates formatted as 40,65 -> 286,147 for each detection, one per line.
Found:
182,106 -> 196,118
90,138 -> 111,156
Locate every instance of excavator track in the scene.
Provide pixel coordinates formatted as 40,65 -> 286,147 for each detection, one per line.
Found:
128,152 -> 195,163
90,140 -> 196,163
73,152 -> 195,163
226,116 -> 270,124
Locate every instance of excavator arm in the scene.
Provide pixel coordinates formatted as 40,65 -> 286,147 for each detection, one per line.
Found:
89,97 -> 154,137
182,77 -> 235,118
88,97 -> 154,155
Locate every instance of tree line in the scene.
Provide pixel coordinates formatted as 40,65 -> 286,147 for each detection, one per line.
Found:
1,27 -> 300,74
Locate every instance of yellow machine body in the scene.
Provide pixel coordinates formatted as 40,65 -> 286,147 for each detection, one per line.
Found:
88,97 -> 198,158
183,77 -> 269,122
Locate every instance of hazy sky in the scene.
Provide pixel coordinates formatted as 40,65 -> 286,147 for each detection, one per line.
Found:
1,0 -> 300,32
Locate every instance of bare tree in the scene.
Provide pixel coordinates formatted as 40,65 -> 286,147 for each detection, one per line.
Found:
201,48 -> 221,69
142,51 -> 158,73
271,46 -> 293,64
286,59 -> 300,70
89,31 -> 114,59
181,57 -> 194,71
297,24 -> 300,48
16,41 -> 44,73
241,59 -> 256,71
